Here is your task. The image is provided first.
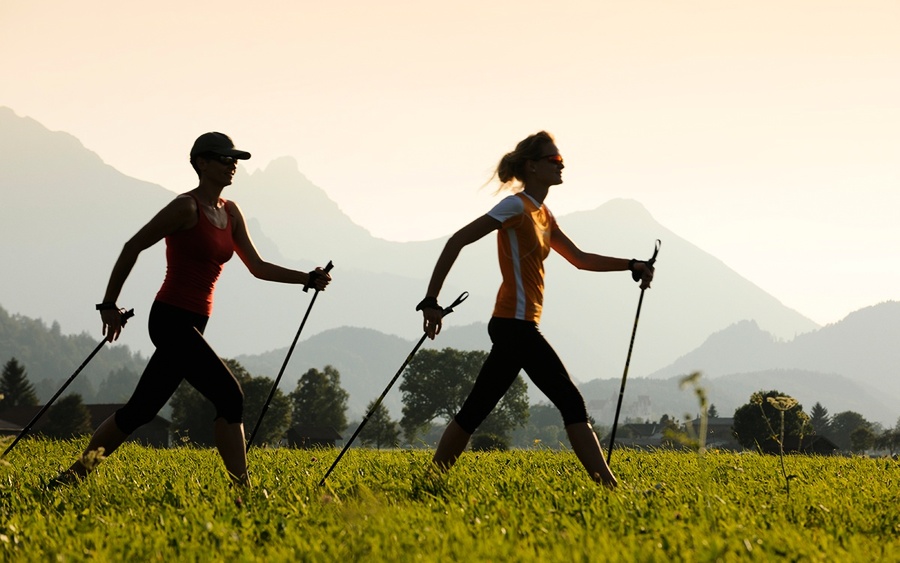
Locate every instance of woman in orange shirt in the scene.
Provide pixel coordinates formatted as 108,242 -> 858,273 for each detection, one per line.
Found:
418,131 -> 653,488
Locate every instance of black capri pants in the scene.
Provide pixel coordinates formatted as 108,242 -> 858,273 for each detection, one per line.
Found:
455,317 -> 589,434
115,301 -> 244,434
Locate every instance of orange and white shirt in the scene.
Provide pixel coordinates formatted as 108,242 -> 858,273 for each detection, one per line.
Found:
487,192 -> 557,323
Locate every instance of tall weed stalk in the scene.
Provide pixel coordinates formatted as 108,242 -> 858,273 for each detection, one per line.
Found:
675,372 -> 715,529
751,393 -> 806,514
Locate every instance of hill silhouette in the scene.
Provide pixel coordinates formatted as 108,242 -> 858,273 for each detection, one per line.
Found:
578,368 -> 895,429
649,301 -> 900,393
0,304 -> 147,406
234,304 -> 898,425
633,301 -> 900,425
1,301 -> 894,426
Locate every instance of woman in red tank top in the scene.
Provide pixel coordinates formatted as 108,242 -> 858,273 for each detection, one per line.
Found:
55,132 -> 331,489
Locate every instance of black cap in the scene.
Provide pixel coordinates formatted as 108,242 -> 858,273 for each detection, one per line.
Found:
190,132 -> 251,160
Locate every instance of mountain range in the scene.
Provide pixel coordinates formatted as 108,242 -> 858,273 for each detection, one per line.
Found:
2,106 -> 895,426
231,302 -> 899,427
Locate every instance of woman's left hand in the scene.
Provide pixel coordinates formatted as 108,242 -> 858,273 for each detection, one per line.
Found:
307,267 -> 332,291
100,308 -> 129,342
633,261 -> 654,289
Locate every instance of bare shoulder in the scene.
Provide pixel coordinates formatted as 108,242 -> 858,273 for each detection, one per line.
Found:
165,193 -> 199,218
173,193 -> 196,205
223,199 -> 244,214
223,199 -> 246,222
150,193 -> 199,231
127,193 -> 198,243
222,200 -> 249,238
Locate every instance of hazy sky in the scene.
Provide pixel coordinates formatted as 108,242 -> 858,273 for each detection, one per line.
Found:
2,1 -> 898,327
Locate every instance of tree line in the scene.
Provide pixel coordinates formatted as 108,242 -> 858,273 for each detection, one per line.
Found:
0,349 -> 531,449
730,389 -> 900,455
4,352 -> 898,454
0,305 -> 148,405
644,387 -> 900,456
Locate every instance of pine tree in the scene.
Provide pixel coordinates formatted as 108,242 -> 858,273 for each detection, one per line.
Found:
0,358 -> 39,412
809,402 -> 831,436
43,394 -> 93,439
358,400 -> 401,449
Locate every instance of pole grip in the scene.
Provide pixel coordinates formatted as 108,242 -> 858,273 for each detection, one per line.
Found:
648,239 -> 661,268
303,260 -> 334,293
441,292 -> 468,316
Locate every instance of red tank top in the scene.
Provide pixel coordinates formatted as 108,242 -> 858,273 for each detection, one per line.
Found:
155,194 -> 235,316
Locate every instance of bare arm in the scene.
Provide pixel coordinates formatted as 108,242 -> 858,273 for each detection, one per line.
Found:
229,200 -> 330,289
422,214 -> 500,338
100,196 -> 196,341
550,226 -> 653,289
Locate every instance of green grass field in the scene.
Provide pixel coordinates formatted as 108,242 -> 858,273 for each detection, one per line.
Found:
0,440 -> 897,562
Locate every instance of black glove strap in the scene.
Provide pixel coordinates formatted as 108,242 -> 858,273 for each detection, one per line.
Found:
415,296 -> 442,312
628,259 -> 644,282
304,270 -> 321,291
303,260 -> 334,293
95,302 -> 118,311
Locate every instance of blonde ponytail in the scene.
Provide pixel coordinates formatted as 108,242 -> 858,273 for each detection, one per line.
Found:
489,131 -> 555,193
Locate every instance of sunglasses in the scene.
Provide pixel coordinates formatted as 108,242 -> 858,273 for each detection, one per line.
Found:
537,154 -> 564,166
203,154 -> 240,166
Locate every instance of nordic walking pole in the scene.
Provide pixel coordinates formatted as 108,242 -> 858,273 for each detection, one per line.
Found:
319,291 -> 469,486
247,261 -> 334,449
607,240 -> 661,463
2,308 -> 135,458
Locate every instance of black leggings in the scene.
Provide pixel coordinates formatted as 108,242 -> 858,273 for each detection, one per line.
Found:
115,301 -> 244,434
455,317 -> 589,434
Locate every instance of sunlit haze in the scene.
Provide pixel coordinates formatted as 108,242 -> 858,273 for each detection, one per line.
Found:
2,0 -> 897,326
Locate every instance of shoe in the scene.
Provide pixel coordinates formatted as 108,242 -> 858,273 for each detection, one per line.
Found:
46,470 -> 82,490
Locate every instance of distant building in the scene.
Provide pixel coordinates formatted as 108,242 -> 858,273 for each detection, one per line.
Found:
602,422 -> 666,450
685,417 -> 742,451
587,395 -> 654,429
0,418 -> 21,436
604,417 -> 744,451
633,395 -> 653,421
686,416 -> 837,454
0,404 -> 170,447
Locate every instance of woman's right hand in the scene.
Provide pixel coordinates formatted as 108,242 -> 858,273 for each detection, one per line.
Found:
101,308 -> 127,342
422,307 -> 443,340
417,296 -> 444,339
